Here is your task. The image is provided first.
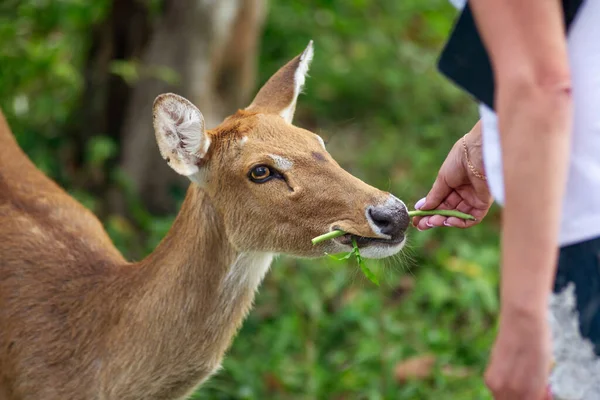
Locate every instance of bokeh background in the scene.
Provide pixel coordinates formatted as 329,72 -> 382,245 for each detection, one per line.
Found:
0,0 -> 502,398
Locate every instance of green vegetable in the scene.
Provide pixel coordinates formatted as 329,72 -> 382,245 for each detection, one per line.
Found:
407,209 -> 476,221
311,209 -> 476,285
311,230 -> 346,245
311,210 -> 476,245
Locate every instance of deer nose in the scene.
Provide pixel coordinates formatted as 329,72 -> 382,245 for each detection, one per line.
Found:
367,198 -> 409,237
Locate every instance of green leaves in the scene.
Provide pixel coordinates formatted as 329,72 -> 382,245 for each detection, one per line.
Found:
352,238 -> 379,286
86,136 -> 117,168
323,236 -> 380,286
327,252 -> 353,261
312,209 -> 475,286
109,60 -> 180,86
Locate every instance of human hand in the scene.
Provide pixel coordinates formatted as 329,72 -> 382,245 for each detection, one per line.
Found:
485,307 -> 553,400
413,124 -> 493,230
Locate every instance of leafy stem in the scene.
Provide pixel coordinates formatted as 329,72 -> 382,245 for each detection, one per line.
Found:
311,209 -> 476,285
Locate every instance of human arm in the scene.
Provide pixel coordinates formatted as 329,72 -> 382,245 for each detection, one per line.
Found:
469,1 -> 572,399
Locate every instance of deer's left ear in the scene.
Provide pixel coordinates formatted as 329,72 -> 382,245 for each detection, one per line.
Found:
153,93 -> 210,182
246,40 -> 313,124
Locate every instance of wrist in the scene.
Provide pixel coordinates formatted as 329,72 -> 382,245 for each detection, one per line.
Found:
499,280 -> 550,322
461,131 -> 486,180
499,299 -> 548,332
499,210 -> 560,323
465,124 -> 483,150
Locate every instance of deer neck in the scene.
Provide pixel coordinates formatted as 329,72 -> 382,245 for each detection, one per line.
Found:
107,184 -> 273,397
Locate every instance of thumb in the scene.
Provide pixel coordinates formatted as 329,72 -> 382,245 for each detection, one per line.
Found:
418,175 -> 452,211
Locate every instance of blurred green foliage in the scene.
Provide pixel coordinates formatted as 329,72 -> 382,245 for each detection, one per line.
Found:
1,0 -> 501,398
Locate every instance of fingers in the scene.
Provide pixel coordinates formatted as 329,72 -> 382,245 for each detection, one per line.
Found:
413,191 -> 460,228
443,199 -> 480,228
485,358 -> 551,400
418,175 -> 453,211
413,215 -> 435,231
414,213 -> 480,230
413,192 -> 474,230
486,385 -> 550,400
445,216 -> 479,229
414,214 -> 462,230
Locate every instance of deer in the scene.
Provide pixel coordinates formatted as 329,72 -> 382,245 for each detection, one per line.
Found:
0,41 -> 409,400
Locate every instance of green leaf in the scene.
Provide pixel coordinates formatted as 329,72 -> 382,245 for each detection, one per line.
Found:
357,257 -> 379,286
352,238 -> 379,286
109,60 -> 139,85
86,135 -> 117,168
326,252 -> 354,261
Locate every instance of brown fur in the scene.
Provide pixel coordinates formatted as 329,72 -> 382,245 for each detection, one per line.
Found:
0,45 -> 401,400
0,111 -> 285,399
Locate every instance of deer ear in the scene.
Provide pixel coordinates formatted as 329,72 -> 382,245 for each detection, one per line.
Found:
246,40 -> 313,124
152,93 -> 210,181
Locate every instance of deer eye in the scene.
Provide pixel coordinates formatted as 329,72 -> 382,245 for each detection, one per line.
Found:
249,165 -> 272,183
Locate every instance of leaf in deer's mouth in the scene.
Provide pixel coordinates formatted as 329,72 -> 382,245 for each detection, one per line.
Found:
312,229 -> 383,286
309,208 -> 475,286
325,237 -> 380,286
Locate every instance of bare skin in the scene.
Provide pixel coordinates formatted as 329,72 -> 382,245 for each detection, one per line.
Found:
414,1 -> 572,399
412,121 -> 492,231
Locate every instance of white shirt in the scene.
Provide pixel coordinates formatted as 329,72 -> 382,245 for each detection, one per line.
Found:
451,0 -> 600,246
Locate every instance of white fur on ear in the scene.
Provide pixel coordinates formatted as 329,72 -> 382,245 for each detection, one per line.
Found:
153,93 -> 210,181
280,40 -> 314,123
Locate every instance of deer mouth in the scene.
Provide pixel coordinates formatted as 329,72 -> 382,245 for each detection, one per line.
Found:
334,232 -> 405,248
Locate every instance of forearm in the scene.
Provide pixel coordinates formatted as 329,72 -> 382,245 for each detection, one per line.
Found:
498,85 -> 572,314
469,0 -> 573,314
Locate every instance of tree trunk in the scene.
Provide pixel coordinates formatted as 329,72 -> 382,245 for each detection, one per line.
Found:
119,0 -> 266,214
66,0 -> 152,207
69,0 -> 266,216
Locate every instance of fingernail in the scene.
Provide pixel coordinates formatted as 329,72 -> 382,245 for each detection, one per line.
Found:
443,220 -> 451,227
425,218 -> 433,228
415,197 -> 426,210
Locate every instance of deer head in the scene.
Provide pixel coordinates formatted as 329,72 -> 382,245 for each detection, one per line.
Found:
152,41 -> 409,259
